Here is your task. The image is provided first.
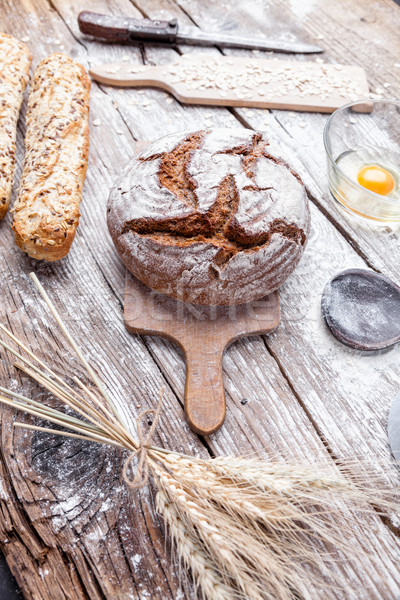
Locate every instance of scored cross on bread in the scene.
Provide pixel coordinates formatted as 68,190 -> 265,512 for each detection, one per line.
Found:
109,129 -> 310,306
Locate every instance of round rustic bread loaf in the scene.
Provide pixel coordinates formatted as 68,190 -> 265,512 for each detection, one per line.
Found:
108,129 -> 310,305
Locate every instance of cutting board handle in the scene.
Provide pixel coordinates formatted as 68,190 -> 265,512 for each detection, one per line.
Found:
184,343 -> 226,436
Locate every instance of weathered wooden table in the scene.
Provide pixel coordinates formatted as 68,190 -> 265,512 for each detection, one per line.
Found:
1,1 -> 400,598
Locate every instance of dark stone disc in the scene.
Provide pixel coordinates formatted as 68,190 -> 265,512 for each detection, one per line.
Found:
321,269 -> 400,351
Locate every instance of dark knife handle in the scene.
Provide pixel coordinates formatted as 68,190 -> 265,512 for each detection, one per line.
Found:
78,11 -> 178,44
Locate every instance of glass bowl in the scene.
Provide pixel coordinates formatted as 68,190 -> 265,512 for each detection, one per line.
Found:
323,99 -> 400,223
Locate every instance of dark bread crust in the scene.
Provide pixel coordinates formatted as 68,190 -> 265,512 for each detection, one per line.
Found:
108,129 -> 310,305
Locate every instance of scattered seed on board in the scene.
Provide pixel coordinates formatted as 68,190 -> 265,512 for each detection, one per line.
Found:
105,67 -> 120,74
93,119 -> 101,126
158,57 -> 366,103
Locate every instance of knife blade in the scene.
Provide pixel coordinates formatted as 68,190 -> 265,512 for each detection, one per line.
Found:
78,11 -> 323,54
388,391 -> 400,462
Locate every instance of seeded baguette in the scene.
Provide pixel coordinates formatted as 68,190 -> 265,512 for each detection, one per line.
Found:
12,53 -> 90,261
0,33 -> 31,220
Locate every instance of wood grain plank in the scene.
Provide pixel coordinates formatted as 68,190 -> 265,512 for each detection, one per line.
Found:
0,0 -> 400,598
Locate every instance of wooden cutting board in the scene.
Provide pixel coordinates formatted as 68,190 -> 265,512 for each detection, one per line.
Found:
90,54 -> 369,113
124,272 -> 280,436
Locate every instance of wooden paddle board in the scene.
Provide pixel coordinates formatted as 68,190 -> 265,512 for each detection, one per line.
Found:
124,272 -> 280,436
90,54 -> 369,113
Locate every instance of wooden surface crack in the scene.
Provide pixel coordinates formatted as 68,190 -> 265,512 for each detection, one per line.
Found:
95,85 -> 138,145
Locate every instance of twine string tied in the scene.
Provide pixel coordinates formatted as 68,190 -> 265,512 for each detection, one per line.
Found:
123,389 -> 164,489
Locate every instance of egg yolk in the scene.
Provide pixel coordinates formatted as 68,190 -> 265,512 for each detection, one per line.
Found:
357,165 -> 395,196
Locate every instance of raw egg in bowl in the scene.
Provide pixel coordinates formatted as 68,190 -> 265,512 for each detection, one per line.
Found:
324,100 -> 400,223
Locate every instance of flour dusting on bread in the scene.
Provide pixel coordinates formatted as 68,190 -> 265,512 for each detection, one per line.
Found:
108,129 -> 310,305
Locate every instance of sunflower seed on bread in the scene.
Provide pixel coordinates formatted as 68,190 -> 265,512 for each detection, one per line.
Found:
12,53 -> 90,261
0,33 -> 31,220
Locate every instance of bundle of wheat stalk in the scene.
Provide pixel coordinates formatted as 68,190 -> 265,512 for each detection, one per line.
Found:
0,273 -> 396,600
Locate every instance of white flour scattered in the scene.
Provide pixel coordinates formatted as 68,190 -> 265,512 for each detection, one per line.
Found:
130,553 -> 143,571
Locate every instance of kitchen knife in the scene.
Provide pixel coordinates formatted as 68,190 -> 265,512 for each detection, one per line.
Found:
388,391 -> 400,462
78,11 -> 323,54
